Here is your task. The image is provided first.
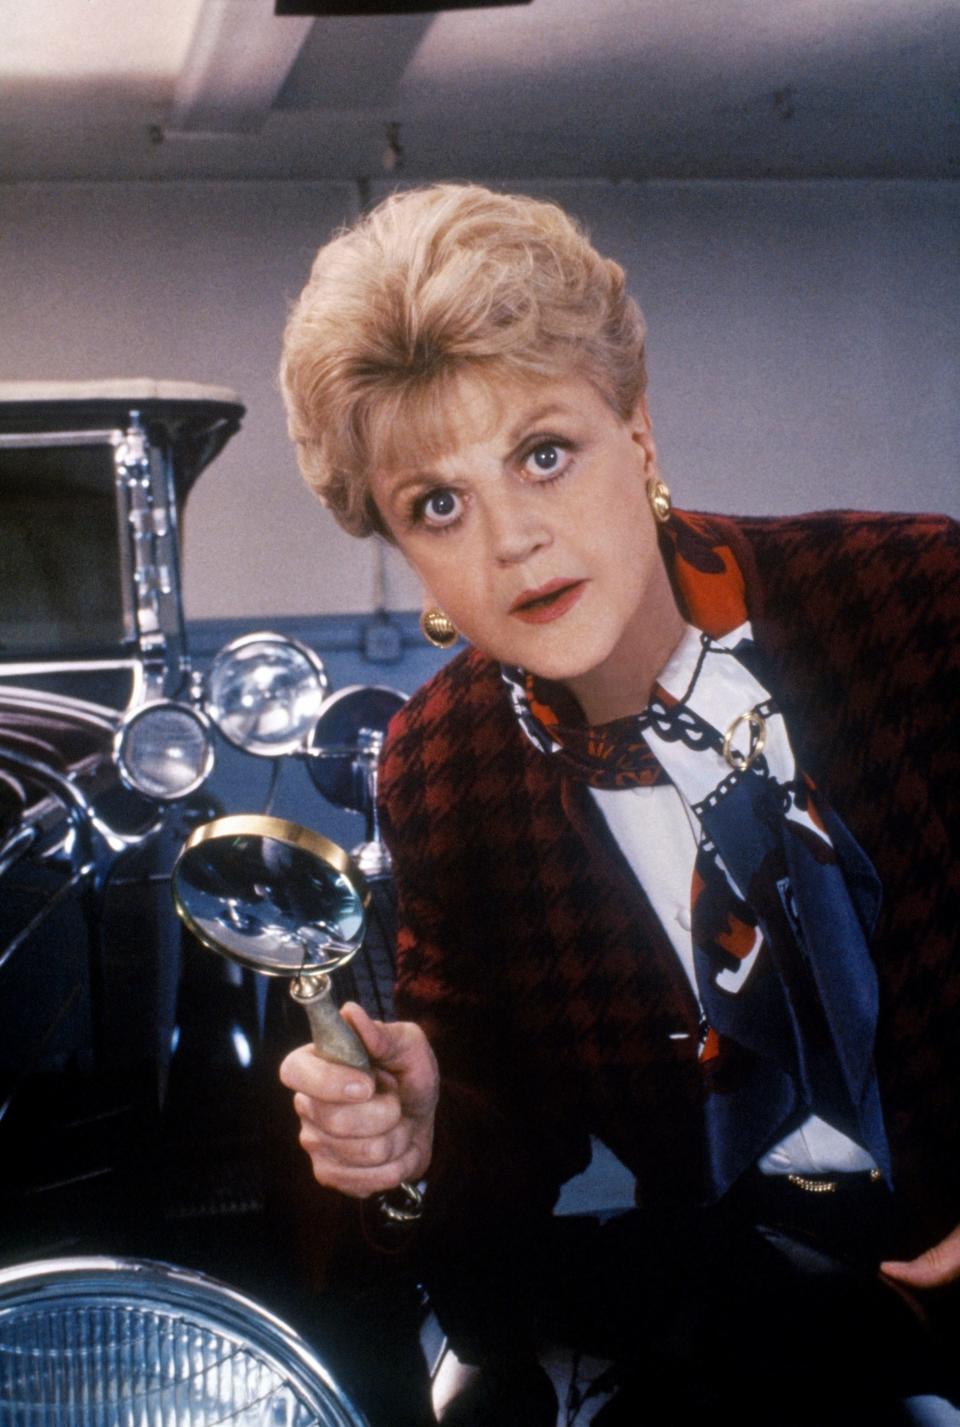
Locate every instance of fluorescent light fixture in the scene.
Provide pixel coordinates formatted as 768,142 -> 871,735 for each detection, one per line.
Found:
276,1 -> 530,11
2,0 -> 204,81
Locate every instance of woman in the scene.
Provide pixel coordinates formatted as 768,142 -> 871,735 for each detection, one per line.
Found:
279,185 -> 959,1425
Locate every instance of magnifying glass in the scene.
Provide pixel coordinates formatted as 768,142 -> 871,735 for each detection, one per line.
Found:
172,814 -> 422,1223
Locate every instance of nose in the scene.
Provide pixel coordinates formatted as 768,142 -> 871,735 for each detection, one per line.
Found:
484,488 -> 552,567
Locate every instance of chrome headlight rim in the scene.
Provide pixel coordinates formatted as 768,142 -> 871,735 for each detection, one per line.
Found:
115,698 -> 215,803
204,631 -> 331,759
0,1254 -> 368,1427
307,684 -> 407,813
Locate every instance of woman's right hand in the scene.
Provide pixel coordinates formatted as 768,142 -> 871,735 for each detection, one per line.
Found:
279,1001 -> 439,1199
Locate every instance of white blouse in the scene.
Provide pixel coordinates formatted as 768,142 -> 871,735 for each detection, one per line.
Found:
590,622 -> 877,1180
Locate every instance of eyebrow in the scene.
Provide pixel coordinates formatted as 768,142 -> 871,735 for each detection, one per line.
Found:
381,399 -> 577,511
505,403 -> 570,446
381,470 -> 433,511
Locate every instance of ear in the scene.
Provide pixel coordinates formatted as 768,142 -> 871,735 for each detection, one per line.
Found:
628,394 -> 657,474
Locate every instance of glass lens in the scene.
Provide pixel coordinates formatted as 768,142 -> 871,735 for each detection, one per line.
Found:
0,1299 -> 346,1426
119,704 -> 211,799
175,832 -> 365,976
0,442 -> 124,659
206,641 -> 328,756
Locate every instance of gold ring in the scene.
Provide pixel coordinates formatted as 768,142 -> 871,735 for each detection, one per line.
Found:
722,710 -> 767,771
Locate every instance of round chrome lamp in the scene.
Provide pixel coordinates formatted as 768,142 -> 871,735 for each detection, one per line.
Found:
0,1256 -> 369,1426
307,686 -> 407,879
115,700 -> 215,801
205,634 -> 330,758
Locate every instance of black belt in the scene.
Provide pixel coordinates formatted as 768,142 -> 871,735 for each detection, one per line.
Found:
781,1167 -> 884,1195
726,1165 -> 900,1268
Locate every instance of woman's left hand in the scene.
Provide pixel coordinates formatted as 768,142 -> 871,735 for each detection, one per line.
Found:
882,1223 -> 960,1289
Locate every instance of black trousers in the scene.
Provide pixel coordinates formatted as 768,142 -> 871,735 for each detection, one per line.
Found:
421,1175 -> 959,1426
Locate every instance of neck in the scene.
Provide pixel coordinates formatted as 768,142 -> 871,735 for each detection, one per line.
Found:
562,568 -> 685,725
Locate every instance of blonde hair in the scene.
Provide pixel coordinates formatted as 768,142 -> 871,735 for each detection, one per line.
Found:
280,184 -> 647,539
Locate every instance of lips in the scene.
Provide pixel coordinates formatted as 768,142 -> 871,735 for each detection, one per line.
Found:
509,579 -> 586,625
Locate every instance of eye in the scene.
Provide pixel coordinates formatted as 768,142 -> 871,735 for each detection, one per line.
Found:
522,441 -> 571,480
417,487 -> 463,528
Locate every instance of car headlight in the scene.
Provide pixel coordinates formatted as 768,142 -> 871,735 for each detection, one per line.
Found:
0,1256 -> 368,1426
115,700 -> 215,801
205,634 -> 330,758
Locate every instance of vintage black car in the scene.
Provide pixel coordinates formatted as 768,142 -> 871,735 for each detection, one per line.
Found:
0,381 -> 250,1259
0,381 -> 443,1424
0,377 -> 403,1248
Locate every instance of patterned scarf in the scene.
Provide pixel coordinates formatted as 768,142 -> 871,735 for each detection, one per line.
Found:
501,511 -> 891,1196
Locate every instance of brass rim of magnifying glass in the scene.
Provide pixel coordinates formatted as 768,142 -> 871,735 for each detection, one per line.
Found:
172,813 -> 371,968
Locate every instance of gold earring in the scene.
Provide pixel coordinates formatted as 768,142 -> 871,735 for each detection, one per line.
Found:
647,476 -> 672,524
420,607 -> 458,649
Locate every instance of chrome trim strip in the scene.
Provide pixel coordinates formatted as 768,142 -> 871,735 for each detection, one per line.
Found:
0,428 -> 122,450
0,868 -> 92,976
0,747 -> 161,852
0,660 -> 139,677
0,825 -> 37,880
0,684 -> 120,730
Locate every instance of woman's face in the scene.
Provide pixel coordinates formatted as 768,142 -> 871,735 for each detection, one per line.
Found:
370,370 -> 683,721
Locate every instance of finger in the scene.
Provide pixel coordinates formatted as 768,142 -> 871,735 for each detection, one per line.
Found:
881,1254 -> 950,1290
293,1090 -> 402,1140
301,1138 -> 427,1200
882,1226 -> 960,1290
340,1004 -> 439,1113
338,1003 -> 409,1067
299,1119 -> 412,1173
280,1042 -> 375,1104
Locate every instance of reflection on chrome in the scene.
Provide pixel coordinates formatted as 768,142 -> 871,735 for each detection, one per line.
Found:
205,634 -> 330,758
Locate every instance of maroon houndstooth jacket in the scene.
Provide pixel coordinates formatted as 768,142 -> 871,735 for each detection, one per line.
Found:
379,509 -> 960,1255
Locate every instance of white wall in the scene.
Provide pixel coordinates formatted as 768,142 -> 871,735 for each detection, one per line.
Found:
1,178 -> 956,618
545,180 -> 959,522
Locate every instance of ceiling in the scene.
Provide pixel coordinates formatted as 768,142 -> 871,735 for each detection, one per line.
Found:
2,0 -> 957,183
